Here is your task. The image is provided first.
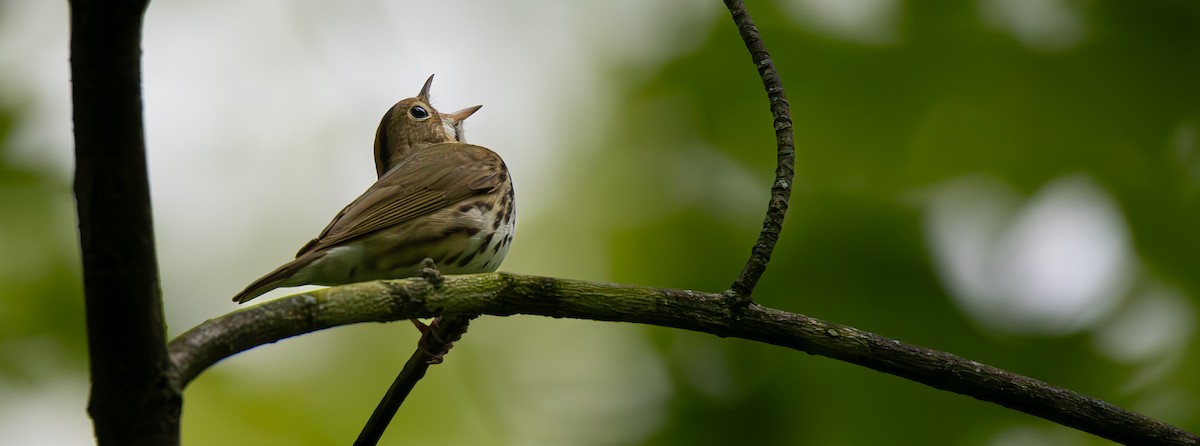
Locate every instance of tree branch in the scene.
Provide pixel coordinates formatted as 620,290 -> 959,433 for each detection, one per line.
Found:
353,315 -> 471,446
70,0 -> 181,444
723,0 -> 796,304
169,274 -> 1198,446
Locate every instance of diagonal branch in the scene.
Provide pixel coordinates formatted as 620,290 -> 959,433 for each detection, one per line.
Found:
168,274 -> 1199,446
354,315 -> 471,446
724,0 -> 796,304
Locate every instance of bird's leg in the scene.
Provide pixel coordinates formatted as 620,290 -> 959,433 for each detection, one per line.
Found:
409,257 -> 442,334
422,317 -> 448,364
409,318 -> 431,333
412,258 -> 457,363
423,318 -> 470,364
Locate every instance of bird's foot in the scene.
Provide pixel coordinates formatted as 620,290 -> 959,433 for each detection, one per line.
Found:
412,316 -> 466,364
418,257 -> 443,286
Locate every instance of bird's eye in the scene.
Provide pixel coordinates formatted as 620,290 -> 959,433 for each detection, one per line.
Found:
409,105 -> 430,119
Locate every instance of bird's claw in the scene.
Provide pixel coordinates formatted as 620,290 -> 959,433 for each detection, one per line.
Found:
412,316 -> 466,364
418,257 -> 443,286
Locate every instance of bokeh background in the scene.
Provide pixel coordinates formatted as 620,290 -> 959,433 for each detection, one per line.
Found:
2,0 -> 1199,444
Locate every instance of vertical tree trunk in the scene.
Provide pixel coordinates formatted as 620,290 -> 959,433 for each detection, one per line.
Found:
69,0 -> 179,444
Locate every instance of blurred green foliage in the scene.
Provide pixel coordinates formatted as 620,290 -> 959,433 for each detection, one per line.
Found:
4,1 -> 1200,445
0,105 -> 86,383
590,1 -> 1200,444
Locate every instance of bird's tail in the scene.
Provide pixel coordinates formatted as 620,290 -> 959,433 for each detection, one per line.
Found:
231,257 -> 310,304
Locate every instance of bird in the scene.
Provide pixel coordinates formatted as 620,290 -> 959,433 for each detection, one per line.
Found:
231,75 -> 515,304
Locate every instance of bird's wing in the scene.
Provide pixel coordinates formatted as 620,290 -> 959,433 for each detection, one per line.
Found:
294,143 -> 506,257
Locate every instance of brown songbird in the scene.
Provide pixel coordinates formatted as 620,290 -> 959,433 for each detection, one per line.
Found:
232,75 -> 514,304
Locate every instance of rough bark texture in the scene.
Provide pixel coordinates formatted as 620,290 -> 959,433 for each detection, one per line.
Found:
70,0 -> 180,444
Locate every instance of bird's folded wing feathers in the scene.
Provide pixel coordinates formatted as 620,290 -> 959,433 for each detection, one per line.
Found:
294,143 -> 505,257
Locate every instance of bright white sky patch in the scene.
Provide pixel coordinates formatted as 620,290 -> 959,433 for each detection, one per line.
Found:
925,174 -> 1133,334
978,0 -> 1088,51
778,0 -> 901,45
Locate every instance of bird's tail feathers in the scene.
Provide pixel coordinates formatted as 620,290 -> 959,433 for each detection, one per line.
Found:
231,258 -> 310,304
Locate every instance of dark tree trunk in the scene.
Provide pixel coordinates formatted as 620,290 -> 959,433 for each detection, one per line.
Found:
69,0 -> 180,444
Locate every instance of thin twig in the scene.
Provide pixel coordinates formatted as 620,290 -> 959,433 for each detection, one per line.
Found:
354,316 -> 470,446
167,274 -> 1200,446
723,0 -> 796,305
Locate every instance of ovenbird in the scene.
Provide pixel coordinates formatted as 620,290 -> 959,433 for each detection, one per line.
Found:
232,75 -> 515,304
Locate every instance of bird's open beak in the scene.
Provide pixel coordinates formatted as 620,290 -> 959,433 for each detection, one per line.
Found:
447,105 -> 483,123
